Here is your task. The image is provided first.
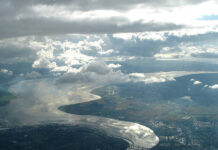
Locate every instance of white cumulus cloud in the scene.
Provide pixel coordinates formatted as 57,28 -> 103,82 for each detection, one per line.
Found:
209,84 -> 218,89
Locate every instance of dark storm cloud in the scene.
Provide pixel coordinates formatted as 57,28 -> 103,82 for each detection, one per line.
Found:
0,0 -> 193,38
4,0 -> 207,10
0,17 -> 184,39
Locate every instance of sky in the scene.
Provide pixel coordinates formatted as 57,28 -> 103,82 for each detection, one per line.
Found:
1,0 -> 218,87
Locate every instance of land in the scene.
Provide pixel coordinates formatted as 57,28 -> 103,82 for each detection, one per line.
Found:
60,74 -> 218,150
0,124 -> 129,150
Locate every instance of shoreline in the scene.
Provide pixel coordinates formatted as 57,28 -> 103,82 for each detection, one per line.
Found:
58,86 -> 159,149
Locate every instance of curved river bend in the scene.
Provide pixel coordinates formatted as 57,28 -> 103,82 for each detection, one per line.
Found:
0,83 -> 159,149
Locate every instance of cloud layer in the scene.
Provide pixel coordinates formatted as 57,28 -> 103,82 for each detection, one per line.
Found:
0,0 -> 218,91
1,0 -> 218,38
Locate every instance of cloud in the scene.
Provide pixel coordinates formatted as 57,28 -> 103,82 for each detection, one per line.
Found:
98,49 -> 116,55
1,0 -> 218,39
108,63 -> 121,69
153,32 -> 218,60
57,50 -> 94,66
82,61 -> 111,75
3,79 -> 75,125
32,58 -> 57,69
179,96 -> 192,101
129,72 -> 175,84
2,31 -> 218,76
1,0 -> 207,14
0,69 -> 13,76
0,45 -> 36,64
110,32 -> 218,59
193,80 -> 202,85
1,0 -> 218,68
113,32 -> 167,41
1,0 -> 218,82
56,61 -> 128,85
209,84 -> 218,89
0,18 -> 184,39
2,0 -> 213,39
129,71 -> 215,84
129,73 -> 146,78
190,78 -> 195,81
26,71 -> 41,78
190,78 -> 203,85
28,36 -> 97,72
107,35 -> 165,57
